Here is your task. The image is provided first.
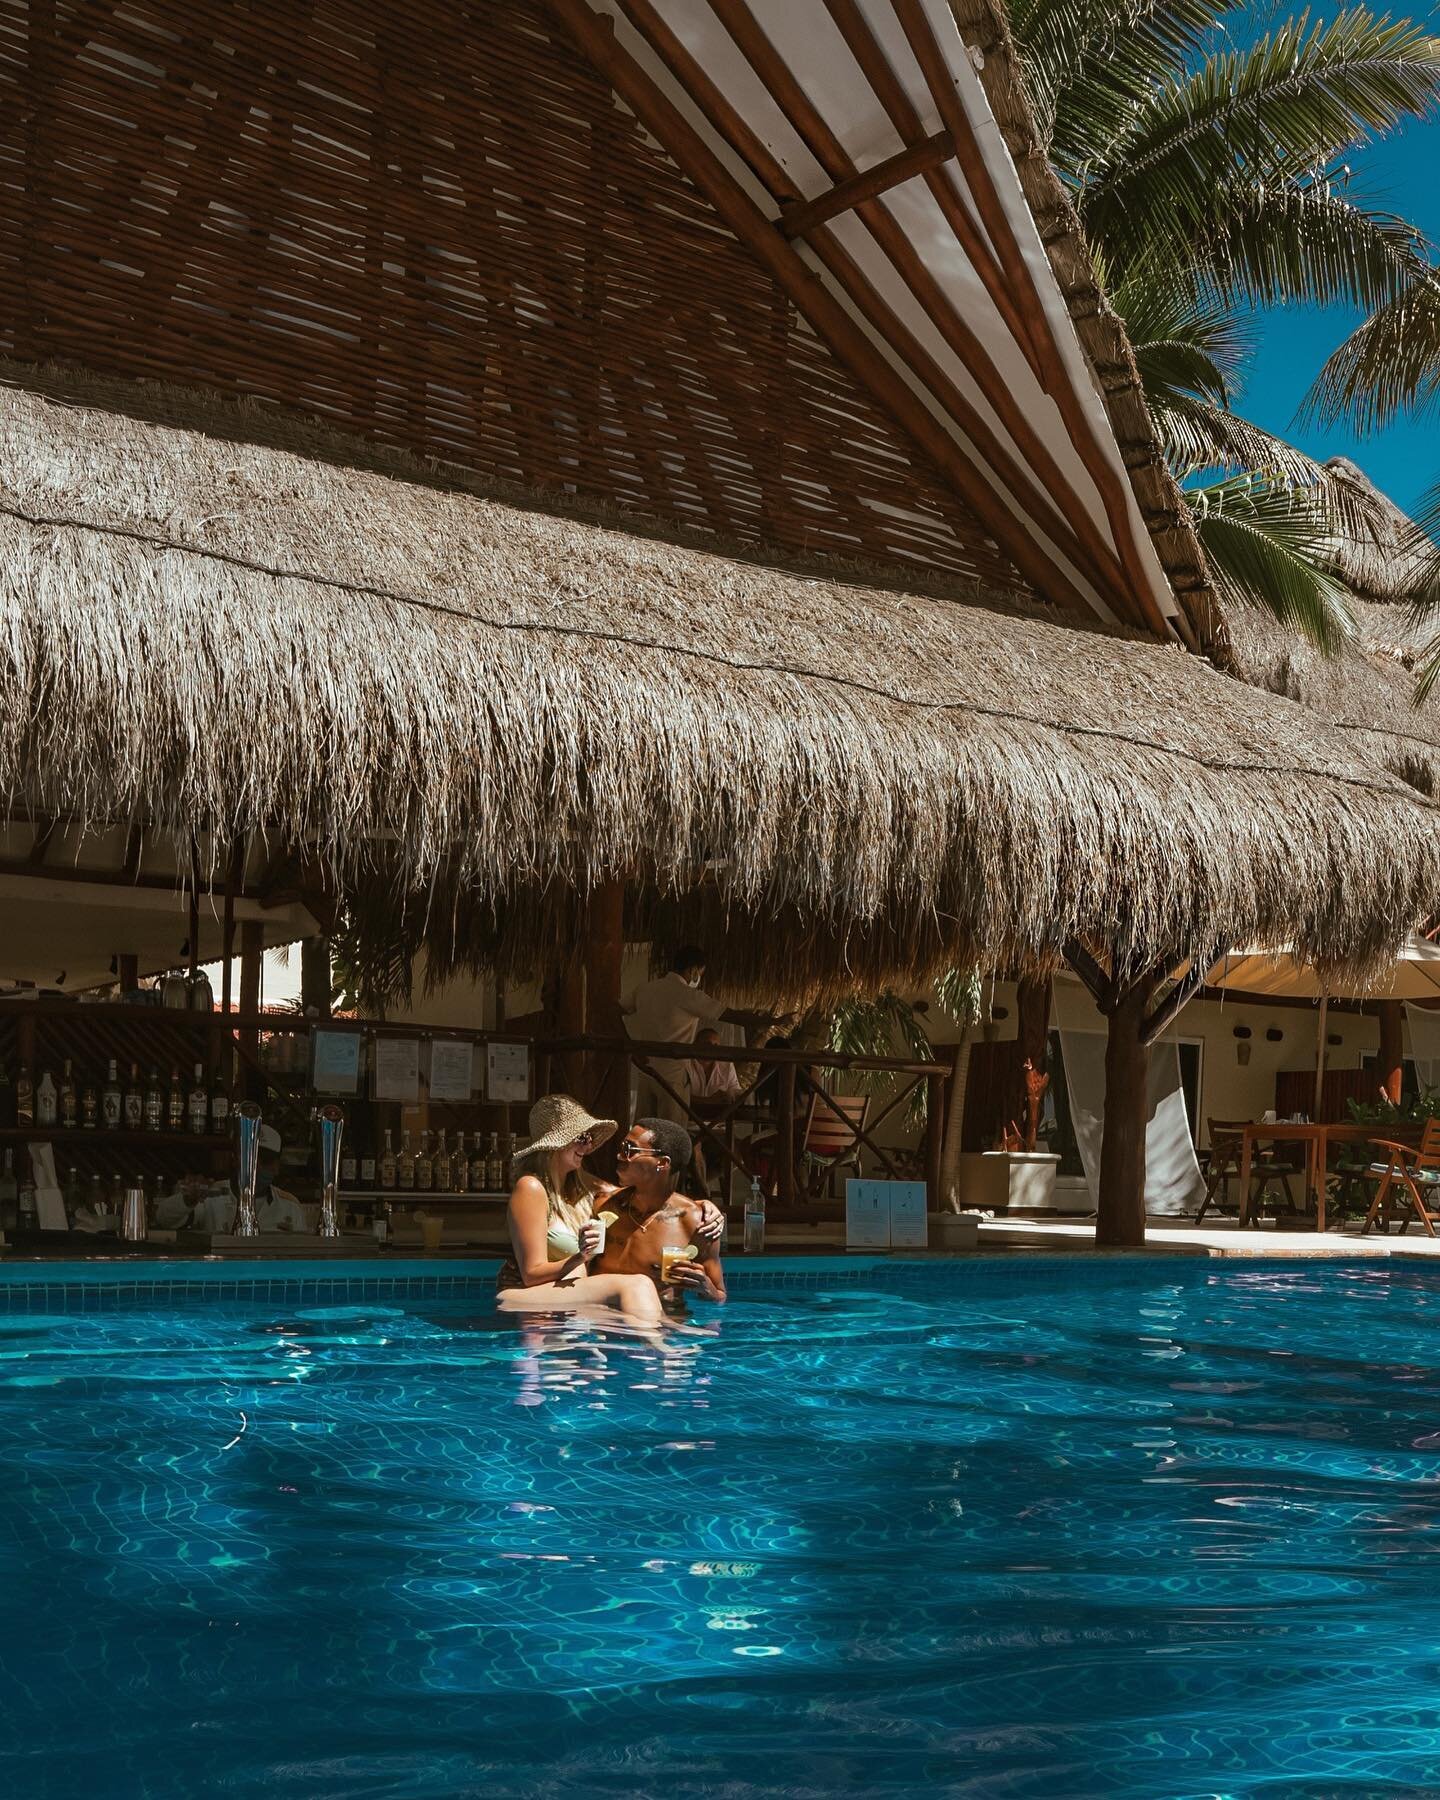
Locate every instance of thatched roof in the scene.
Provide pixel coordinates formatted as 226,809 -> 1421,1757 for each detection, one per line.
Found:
2,362 -> 1439,999
1226,460 -> 1440,799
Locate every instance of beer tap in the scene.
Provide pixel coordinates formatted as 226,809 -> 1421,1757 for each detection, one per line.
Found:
234,1102 -> 262,1237
317,1104 -> 343,1239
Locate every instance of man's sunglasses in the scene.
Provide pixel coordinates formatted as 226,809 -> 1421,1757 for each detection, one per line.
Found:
617,1139 -> 664,1160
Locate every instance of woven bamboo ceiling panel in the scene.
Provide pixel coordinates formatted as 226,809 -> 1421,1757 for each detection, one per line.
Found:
0,0 -> 1189,630
0,0 -> 1041,587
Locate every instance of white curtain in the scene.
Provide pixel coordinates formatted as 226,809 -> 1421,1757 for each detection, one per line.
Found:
1059,1030 -> 1206,1216
1406,1005 -> 1440,1094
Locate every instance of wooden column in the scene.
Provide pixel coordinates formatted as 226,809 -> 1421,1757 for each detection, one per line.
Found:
1377,1000 -> 1405,1106
239,921 -> 263,1032
777,1062 -> 797,1205
301,938 -> 332,1017
117,953 -> 138,995
924,1070 -> 945,1207
543,958 -> 586,1097
1096,981 -> 1151,1248
584,879 -> 630,1169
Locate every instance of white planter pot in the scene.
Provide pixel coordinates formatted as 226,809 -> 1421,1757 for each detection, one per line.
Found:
955,1150 -> 1060,1213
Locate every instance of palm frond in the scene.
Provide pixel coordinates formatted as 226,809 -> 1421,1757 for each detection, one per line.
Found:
1301,273 -> 1440,431
1011,0 -> 1228,171
1092,11 -> 1440,192
1189,474 -> 1359,649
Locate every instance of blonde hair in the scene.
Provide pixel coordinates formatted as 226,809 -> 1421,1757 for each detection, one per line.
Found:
514,1146 -> 601,1238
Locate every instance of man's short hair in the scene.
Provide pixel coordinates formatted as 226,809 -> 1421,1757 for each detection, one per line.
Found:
672,945 -> 706,975
635,1116 -> 693,1173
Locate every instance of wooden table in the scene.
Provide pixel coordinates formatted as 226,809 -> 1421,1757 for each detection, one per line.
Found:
1238,1122 -> 1417,1231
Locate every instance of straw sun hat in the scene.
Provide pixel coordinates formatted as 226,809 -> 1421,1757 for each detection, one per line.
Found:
516,1094 -> 617,1158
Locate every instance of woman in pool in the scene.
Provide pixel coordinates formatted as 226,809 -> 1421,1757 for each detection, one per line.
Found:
496,1094 -> 722,1325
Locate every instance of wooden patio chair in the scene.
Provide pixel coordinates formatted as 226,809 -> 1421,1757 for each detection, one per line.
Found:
1195,1118 -> 1302,1224
1360,1119 -> 1440,1237
801,1091 -> 870,1199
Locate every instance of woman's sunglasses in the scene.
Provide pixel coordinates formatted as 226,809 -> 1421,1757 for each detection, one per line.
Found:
569,1131 -> 596,1150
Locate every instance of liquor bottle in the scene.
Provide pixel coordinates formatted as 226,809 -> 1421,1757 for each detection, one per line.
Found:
451,1131 -> 468,1194
87,1171 -> 105,1218
102,1059 -> 122,1130
469,1135 -> 487,1192
59,1060 -> 78,1129
0,1149 -> 16,1231
359,1131 -> 377,1191
379,1128 -> 397,1190
340,1135 -> 358,1190
63,1165 -> 81,1222
17,1177 -> 37,1233
372,1197 -> 391,1244
504,1131 -> 517,1189
210,1072 -> 230,1132
415,1129 -> 433,1191
15,1063 -> 33,1127
396,1129 -> 415,1191
144,1067 -> 164,1133
123,1062 -> 143,1131
81,1070 -> 98,1129
188,1063 -> 208,1136
167,1067 -> 185,1132
486,1131 -> 503,1193
34,1068 -> 58,1127
432,1128 -> 450,1193
0,1061 -> 13,1129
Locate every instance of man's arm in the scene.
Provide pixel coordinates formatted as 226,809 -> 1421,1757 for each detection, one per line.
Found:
668,1204 -> 727,1301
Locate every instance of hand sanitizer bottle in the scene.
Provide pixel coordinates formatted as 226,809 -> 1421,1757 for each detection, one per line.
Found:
744,1177 -> 766,1254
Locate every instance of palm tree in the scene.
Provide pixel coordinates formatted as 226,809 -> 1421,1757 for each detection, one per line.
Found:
1008,0 -> 1440,645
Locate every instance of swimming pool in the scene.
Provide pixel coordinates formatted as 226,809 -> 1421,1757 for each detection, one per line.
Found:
4,1254 -> 1440,1798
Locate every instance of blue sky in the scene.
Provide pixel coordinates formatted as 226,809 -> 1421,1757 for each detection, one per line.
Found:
1236,113 -> 1440,512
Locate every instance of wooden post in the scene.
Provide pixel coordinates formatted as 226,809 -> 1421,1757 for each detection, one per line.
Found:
301,938 -> 332,1016
1096,981 -> 1150,1248
777,1062 -> 797,1205
924,1070 -> 945,1207
239,921 -> 263,1042
584,879 -> 629,1172
1377,999 -> 1404,1107
543,959 -> 586,1096
117,953 -> 138,995
1313,991 -> 1329,1120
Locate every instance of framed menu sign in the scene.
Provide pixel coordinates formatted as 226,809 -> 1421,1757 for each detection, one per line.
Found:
428,1039 -> 474,1103
374,1037 -> 420,1103
311,1029 -> 362,1096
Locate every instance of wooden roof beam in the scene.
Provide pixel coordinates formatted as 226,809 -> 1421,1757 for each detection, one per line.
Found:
888,0 -> 1173,638
779,129 -> 953,239
544,0 -> 1103,615
699,0 -> 1136,619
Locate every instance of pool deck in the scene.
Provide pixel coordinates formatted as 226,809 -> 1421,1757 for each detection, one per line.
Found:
974,1217 -> 1440,1260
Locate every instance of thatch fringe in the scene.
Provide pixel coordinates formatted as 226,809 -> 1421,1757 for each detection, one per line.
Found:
2,366 -> 1439,999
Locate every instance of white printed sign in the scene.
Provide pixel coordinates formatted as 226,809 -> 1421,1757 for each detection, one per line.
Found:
486,1040 -> 530,1104
428,1039 -> 474,1103
374,1037 -> 420,1102
845,1179 -> 929,1250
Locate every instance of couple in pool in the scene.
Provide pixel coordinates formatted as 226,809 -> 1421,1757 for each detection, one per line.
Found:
497,1094 -> 727,1325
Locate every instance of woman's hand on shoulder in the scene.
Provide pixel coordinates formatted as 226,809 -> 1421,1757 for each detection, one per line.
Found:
693,1196 -> 725,1241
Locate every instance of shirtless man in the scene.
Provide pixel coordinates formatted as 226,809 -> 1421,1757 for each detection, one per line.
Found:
596,1118 -> 727,1305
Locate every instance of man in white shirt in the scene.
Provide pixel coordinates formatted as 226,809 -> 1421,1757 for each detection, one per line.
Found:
624,946 -> 781,1124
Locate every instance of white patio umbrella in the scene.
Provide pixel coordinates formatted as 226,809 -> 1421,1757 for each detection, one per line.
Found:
1206,937 -> 1440,1114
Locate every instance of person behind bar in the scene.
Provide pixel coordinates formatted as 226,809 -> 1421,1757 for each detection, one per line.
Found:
595,1118 -> 727,1307
623,946 -> 786,1125
497,1095 -> 723,1324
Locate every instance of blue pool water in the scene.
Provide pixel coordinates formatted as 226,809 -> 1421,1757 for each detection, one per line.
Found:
5,1256 -> 1440,1797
